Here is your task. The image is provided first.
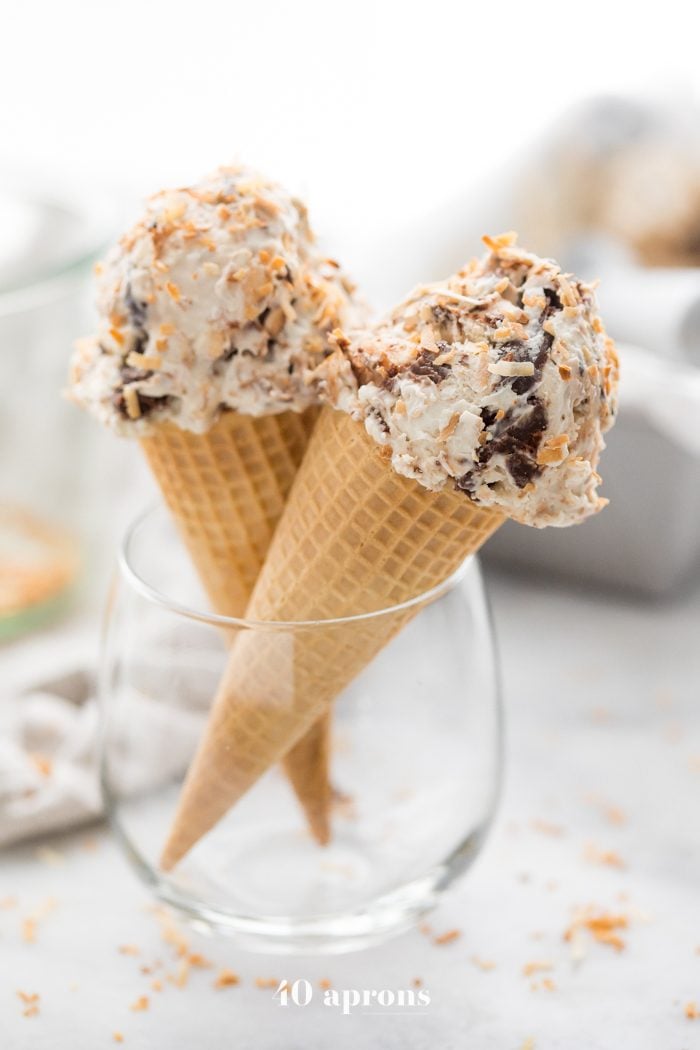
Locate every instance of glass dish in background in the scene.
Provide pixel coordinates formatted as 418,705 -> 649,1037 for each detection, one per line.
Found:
100,505 -> 502,954
0,177 -> 143,639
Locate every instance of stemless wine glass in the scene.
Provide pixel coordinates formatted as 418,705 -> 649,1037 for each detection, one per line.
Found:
100,504 -> 502,954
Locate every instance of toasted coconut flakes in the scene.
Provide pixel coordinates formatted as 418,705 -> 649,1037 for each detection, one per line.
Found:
537,435 -> 569,465
583,843 -> 625,869
264,307 -> 286,338
254,281 -> 274,301
1,896 -> 18,909
685,1002 -> 699,1020
521,1040 -> 535,1050
482,231 -> 518,251
255,977 -> 279,989
531,819 -> 565,837
22,919 -> 37,943
113,1033 -> 124,1043
488,360 -> 535,378
29,753 -> 53,777
151,906 -> 190,959
165,282 -> 181,302
214,969 -> 240,989
435,289 -> 482,307
587,793 -> 629,827
537,448 -> 565,466
118,944 -> 140,956
127,352 -> 162,370
471,956 -> 496,971
433,929 -> 461,946
130,995 -> 149,1012
124,387 -> 141,420
254,196 -> 281,218
564,909 -> 628,952
280,297 -> 297,323
439,413 -> 461,440
522,961 -> 553,977
17,991 -> 40,1004
109,327 -> 125,346
169,958 -> 190,988
547,433 -> 569,447
557,277 -> 579,308
151,980 -> 163,993
161,198 -> 186,224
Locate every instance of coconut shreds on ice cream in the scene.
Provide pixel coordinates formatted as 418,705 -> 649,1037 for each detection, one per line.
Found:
69,166 -> 362,433
319,232 -> 619,528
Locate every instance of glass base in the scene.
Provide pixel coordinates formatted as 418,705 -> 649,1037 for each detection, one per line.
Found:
124,823 -> 490,955
101,506 -> 502,954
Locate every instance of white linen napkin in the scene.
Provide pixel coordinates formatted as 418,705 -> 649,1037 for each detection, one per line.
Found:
0,666 -> 203,848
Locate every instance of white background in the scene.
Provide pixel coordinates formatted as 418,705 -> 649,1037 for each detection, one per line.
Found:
4,0 -> 700,274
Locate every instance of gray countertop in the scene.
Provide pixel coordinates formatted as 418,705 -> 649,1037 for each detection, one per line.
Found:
2,570 -> 699,1050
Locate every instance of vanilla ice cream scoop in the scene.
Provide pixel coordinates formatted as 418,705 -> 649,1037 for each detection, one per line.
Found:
320,233 -> 619,527
69,167 -> 362,433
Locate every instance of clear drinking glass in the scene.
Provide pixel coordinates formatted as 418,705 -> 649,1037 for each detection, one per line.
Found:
100,504 -> 502,954
0,177 -> 141,639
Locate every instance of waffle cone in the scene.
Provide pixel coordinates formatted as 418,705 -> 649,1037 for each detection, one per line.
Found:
139,408 -> 332,841
139,410 -> 316,616
160,407 -> 504,869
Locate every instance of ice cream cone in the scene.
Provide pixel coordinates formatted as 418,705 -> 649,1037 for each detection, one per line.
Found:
139,407 -> 332,843
160,407 -> 504,869
139,409 -> 316,618
68,166 -> 366,853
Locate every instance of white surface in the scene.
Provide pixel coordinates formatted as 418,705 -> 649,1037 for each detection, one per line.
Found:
1,570 -> 699,1049
3,1 -> 700,291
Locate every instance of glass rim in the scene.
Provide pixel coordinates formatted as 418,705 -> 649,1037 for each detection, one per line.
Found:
118,503 -> 475,630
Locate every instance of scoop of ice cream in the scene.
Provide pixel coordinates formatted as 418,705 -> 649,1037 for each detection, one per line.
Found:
319,233 -> 619,527
69,167 -> 363,433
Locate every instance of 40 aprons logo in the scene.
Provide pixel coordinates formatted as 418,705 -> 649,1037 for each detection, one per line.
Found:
273,978 -> 431,1015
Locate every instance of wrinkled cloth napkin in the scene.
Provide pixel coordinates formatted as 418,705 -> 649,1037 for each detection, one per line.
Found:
0,666 -> 203,848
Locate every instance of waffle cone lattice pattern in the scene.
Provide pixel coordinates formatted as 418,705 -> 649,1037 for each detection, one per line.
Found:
160,408 -> 504,868
139,410 -> 317,618
140,408 -> 331,844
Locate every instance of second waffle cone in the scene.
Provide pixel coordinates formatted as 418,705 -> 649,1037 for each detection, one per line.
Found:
139,408 -> 332,844
160,407 -> 504,869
